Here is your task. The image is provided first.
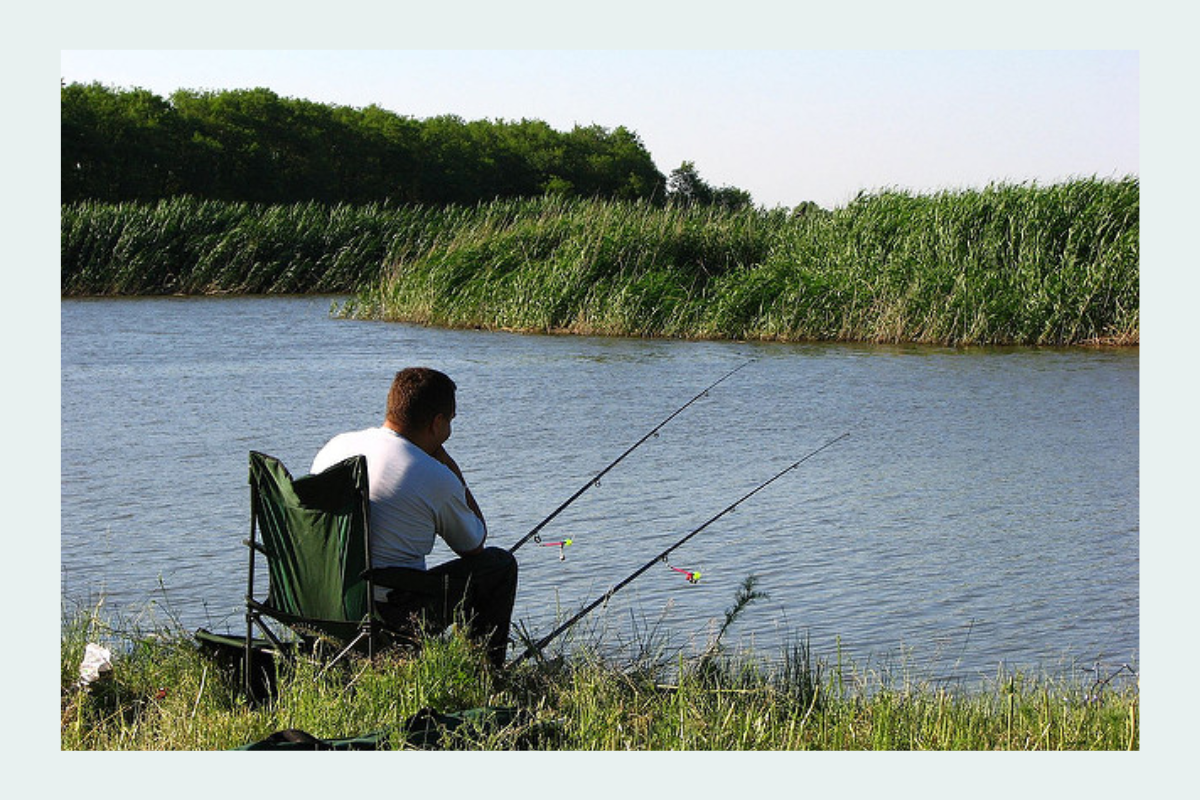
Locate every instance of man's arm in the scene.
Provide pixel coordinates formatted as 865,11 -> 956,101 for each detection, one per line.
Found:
433,445 -> 487,553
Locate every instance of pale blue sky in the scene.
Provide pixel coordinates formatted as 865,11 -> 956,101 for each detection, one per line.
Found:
59,49 -> 1137,209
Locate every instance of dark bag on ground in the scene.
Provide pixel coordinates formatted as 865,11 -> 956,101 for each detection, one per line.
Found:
235,706 -> 529,750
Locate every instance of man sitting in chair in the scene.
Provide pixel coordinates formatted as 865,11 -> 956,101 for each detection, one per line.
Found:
311,367 -> 518,669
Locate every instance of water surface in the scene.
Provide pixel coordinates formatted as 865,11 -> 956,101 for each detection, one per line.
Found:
61,296 -> 1139,682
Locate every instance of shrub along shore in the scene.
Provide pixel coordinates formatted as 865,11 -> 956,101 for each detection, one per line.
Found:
61,177 -> 1138,346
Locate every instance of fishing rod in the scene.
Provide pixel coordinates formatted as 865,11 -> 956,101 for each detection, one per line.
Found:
509,430 -> 851,666
508,360 -> 755,555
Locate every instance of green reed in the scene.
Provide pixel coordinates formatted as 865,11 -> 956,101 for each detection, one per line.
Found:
61,600 -> 1137,751
61,197 -> 416,296
61,177 -> 1138,345
350,179 -> 1138,345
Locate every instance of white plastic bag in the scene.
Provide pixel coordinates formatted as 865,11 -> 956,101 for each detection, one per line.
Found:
78,643 -> 113,688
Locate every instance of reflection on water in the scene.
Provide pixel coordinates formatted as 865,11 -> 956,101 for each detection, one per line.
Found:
61,296 -> 1138,681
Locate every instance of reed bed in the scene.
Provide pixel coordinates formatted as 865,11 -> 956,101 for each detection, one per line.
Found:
60,197 -> 419,295
61,177 -> 1138,345
351,178 -> 1138,346
61,600 -> 1137,751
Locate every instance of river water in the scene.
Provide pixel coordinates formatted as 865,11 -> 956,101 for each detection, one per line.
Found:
60,296 -> 1138,683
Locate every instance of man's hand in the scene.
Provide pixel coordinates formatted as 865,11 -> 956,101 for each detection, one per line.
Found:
432,445 -> 465,481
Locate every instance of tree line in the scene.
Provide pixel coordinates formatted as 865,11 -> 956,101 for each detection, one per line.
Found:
61,82 -> 753,209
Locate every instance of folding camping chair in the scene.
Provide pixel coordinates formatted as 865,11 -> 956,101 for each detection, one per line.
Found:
242,450 -> 383,696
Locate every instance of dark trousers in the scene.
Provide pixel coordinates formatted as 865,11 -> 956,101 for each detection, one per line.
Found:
372,547 -> 518,668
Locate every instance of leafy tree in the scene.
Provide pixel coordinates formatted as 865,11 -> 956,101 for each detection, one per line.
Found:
342,104 -> 423,203
667,161 -> 713,206
712,185 -> 753,211
61,83 -> 671,206
791,200 -> 827,218
668,160 -> 753,210
61,82 -> 183,202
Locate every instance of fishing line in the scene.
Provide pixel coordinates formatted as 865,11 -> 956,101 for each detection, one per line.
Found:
509,430 -> 851,666
508,359 -> 755,555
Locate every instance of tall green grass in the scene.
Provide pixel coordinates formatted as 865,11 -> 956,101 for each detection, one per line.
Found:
60,197 -> 429,295
348,178 -> 1138,345
61,600 -> 1138,751
61,177 -> 1138,345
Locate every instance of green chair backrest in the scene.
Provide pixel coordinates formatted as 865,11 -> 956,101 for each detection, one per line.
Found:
249,451 -> 371,625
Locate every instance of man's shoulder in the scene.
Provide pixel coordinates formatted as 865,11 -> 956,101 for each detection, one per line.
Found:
320,427 -> 382,451
331,426 -> 384,444
313,427 -> 387,471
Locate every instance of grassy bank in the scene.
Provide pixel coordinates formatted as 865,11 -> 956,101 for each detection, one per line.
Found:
61,177 -> 1138,345
61,601 -> 1138,751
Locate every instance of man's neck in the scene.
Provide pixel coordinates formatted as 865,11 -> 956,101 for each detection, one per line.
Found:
384,419 -> 438,456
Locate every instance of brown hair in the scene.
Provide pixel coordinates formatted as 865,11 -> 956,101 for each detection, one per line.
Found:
386,367 -> 457,430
